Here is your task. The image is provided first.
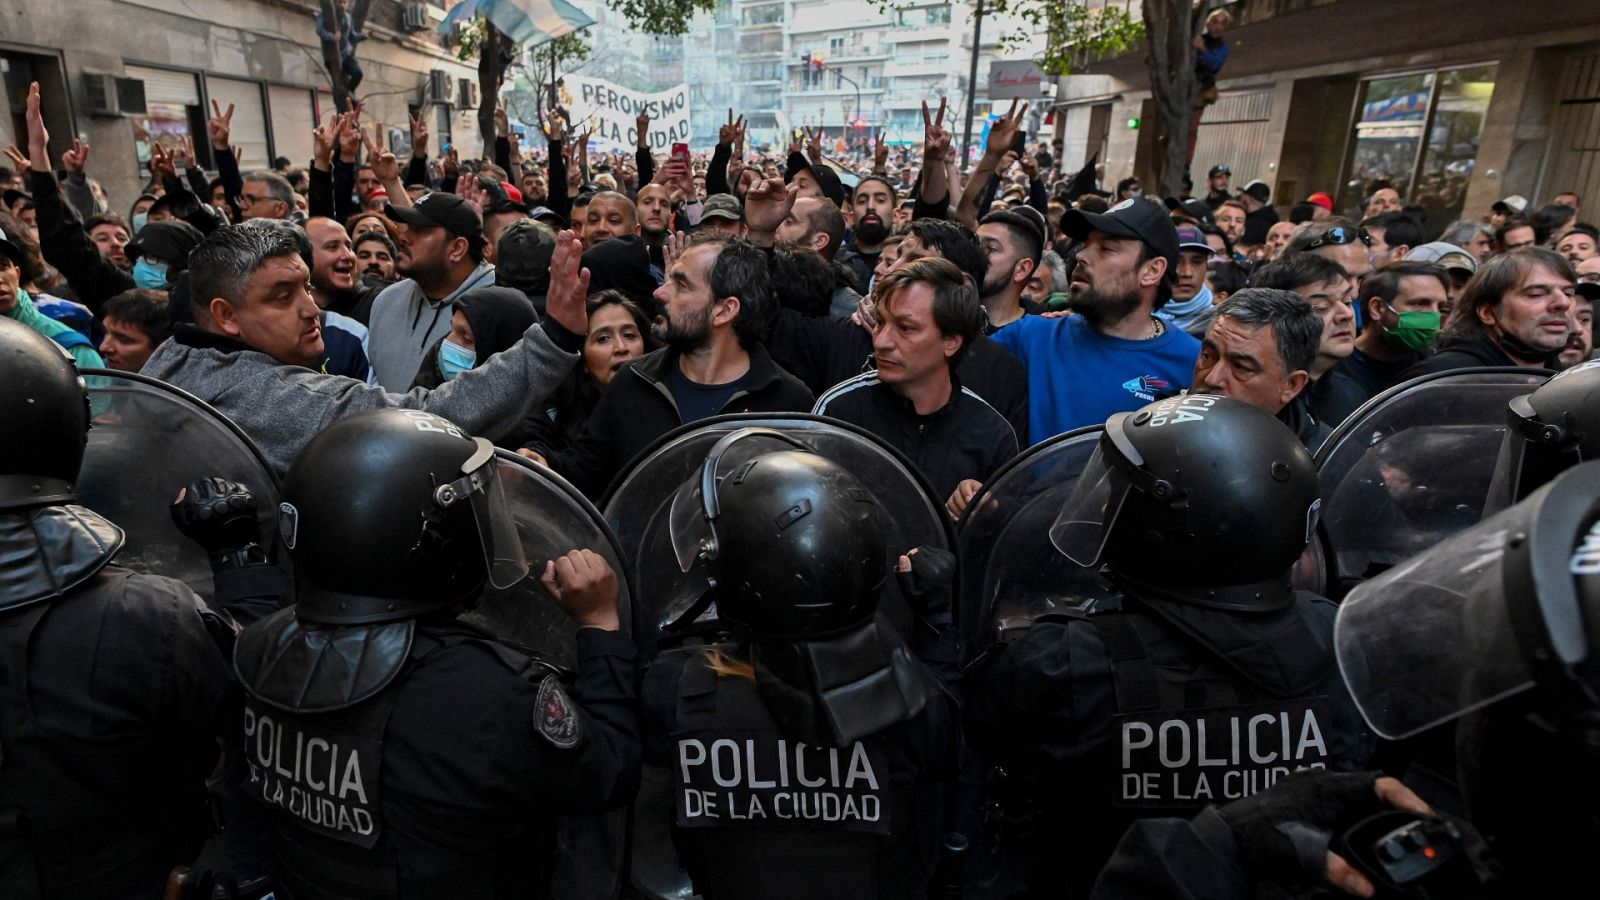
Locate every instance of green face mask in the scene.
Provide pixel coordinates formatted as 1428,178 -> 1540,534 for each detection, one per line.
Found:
1381,306 -> 1441,352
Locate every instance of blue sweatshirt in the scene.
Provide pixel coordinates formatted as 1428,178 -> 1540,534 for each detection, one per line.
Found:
991,313 -> 1202,441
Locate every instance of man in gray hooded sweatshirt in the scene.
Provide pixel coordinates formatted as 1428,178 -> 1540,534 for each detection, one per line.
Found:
367,192 -> 498,389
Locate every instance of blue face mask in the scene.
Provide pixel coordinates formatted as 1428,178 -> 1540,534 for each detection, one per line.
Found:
131,212 -> 149,233
438,338 -> 476,380
132,257 -> 168,289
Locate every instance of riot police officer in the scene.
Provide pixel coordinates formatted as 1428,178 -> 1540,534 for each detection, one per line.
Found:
965,394 -> 1373,898
1092,459 -> 1600,898
0,317 -> 266,898
1487,357 -> 1600,513
639,430 -> 961,899
233,408 -> 640,898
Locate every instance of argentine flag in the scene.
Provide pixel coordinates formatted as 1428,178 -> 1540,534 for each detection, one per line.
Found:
441,0 -> 596,48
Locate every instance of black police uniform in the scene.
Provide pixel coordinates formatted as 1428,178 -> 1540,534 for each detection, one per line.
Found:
641,637 -> 959,900
966,588 -> 1371,898
0,506 -> 237,900
236,616 -> 639,898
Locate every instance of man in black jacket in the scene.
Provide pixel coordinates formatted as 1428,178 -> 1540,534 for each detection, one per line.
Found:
1399,246 -> 1576,379
550,233 -> 813,498
745,178 -> 1031,444
813,257 -> 1018,509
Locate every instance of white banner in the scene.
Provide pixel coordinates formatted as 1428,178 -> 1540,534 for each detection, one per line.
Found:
561,76 -> 692,152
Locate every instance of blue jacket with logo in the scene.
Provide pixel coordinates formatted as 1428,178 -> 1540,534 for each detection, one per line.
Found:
991,314 -> 1201,440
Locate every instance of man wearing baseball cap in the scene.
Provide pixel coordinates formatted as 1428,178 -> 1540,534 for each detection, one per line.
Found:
1156,223 -> 1219,335
784,151 -> 847,207
695,193 -> 743,236
991,198 -> 1202,440
1237,179 -> 1280,246
367,191 -> 497,390
1202,164 -> 1231,210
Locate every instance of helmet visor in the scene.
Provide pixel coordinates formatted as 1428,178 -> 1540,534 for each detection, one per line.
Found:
1334,506 -> 1534,740
455,438 -> 529,589
1048,442 -> 1131,567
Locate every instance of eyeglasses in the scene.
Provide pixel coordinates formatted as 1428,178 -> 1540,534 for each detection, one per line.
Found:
1303,226 -> 1372,250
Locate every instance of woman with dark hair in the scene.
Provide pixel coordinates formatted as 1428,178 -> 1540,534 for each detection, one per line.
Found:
346,209 -> 398,244
1531,202 -> 1579,247
512,289 -> 657,464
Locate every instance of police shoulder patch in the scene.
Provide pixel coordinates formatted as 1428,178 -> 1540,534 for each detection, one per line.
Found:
534,674 -> 582,749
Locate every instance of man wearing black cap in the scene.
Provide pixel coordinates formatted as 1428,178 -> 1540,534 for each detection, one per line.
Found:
1238,179 -> 1280,246
1156,224 -> 1220,335
495,218 -> 557,312
1203,164 -> 1231,210
368,192 -> 498,390
784,151 -> 847,207
990,198 -> 1202,440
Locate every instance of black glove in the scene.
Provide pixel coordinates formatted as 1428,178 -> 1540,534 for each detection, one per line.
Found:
896,546 -> 955,615
171,477 -> 261,558
1216,770 -> 1388,900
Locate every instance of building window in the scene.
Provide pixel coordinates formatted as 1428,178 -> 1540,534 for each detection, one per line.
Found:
1338,64 -> 1497,222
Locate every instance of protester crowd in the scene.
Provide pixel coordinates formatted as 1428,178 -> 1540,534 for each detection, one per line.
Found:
2,45 -> 1598,898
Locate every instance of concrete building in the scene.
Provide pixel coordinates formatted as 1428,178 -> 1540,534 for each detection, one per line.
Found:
0,0 -> 481,212
1051,0 -> 1600,226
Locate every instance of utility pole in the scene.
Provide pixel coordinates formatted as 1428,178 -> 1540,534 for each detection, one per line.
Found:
960,0 -> 985,165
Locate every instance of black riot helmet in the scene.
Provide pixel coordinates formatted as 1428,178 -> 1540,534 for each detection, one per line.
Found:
1050,394 -> 1321,611
1337,461 -> 1600,741
668,429 -> 887,638
1488,360 -> 1600,513
0,316 -> 90,510
277,409 -> 528,625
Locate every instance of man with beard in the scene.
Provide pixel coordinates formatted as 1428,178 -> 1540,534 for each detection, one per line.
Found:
553,233 -> 813,498
367,193 -> 497,390
774,195 -> 861,317
975,208 -> 1042,331
989,198 -> 1201,441
353,231 -> 396,282
305,216 -> 383,323
520,168 -> 548,206
1559,277 -> 1596,368
838,175 -> 896,288
1400,247 -> 1577,378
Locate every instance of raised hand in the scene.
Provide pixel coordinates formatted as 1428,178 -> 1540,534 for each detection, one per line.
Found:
207,98 -> 235,151
494,103 -> 509,138
179,135 -> 198,170
336,110 -> 362,163
743,177 -> 797,236
873,133 -> 889,172
455,173 -> 485,214
24,83 -> 50,172
409,109 -> 430,157
921,96 -> 950,161
442,146 -> 460,180
313,112 -> 339,168
984,97 -> 1029,157
508,130 -> 522,166
663,230 -> 688,275
362,128 -> 398,183
2,145 -> 28,175
544,228 -> 592,336
635,112 -> 650,149
787,129 -> 804,157
805,124 -> 823,164
719,108 -> 745,147
541,549 -> 620,631
59,138 -> 91,177
148,141 -> 178,183
1019,151 -> 1040,181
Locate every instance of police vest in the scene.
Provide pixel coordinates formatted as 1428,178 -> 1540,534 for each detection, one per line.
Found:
666,650 -> 936,900
240,620 -> 563,900
0,575 -> 213,900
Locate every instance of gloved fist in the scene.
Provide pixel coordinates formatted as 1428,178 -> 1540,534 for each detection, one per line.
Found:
171,477 -> 261,555
896,546 -> 955,615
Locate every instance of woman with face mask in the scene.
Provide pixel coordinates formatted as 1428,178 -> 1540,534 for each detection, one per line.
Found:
411,285 -> 538,394
508,290 -> 658,467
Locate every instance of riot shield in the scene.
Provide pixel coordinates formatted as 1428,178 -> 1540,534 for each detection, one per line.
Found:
77,370 -> 285,602
1306,367 -> 1550,598
955,426 -> 1114,647
460,450 -> 635,673
602,413 -> 958,660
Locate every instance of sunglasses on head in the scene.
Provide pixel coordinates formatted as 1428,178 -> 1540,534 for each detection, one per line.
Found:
1304,226 -> 1372,250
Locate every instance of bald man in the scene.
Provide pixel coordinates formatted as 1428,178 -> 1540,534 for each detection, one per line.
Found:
583,191 -> 639,249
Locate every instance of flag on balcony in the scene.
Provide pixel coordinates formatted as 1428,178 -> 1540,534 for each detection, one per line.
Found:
441,0 -> 595,48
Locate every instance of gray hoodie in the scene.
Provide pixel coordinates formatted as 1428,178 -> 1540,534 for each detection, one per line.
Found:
366,262 -> 497,390
141,321 -> 578,477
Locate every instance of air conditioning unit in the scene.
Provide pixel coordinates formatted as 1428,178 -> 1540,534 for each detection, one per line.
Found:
458,78 -> 480,109
82,73 -> 120,116
116,77 -> 148,115
402,1 -> 429,31
429,69 -> 451,104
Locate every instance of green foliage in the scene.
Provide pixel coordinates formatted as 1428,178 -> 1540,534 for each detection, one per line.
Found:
530,32 -> 593,69
603,0 -> 717,36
